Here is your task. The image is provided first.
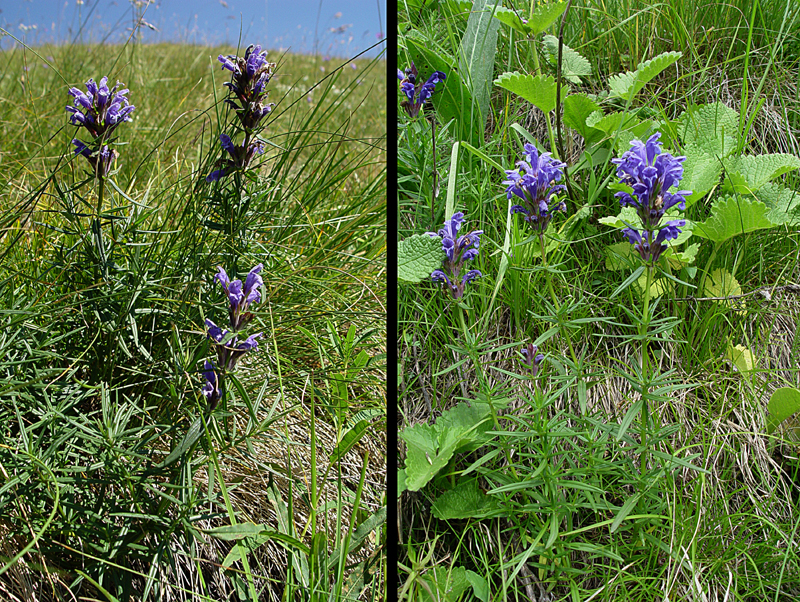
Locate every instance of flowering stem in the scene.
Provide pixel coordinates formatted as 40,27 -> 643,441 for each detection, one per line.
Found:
430,117 -> 437,228
640,263 -> 653,476
539,231 -> 578,367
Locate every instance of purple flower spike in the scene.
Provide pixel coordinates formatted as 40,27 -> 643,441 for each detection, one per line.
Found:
397,61 -> 446,119
217,43 -> 275,131
504,143 -> 567,234
521,343 -> 545,379
67,76 -> 133,176
612,133 -> 692,265
213,264 -> 264,330
428,213 -> 483,300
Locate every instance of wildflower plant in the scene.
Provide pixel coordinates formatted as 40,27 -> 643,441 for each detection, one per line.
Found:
208,44 -> 275,183
397,61 -> 446,226
203,263 -> 264,412
397,61 -> 446,119
428,212 -> 482,300
66,76 -> 134,204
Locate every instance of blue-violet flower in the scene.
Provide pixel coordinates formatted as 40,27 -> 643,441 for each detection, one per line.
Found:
612,133 -> 691,263
397,62 -> 446,119
214,263 -> 264,330
521,343 -> 544,378
218,44 -> 275,131
427,212 -> 482,299
504,143 -> 567,233
202,360 -> 221,410
206,133 -> 266,182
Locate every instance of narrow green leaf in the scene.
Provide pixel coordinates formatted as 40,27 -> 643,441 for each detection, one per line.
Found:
610,493 -> 641,533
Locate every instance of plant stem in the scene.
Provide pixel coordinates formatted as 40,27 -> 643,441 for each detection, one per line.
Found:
430,117 -> 437,227
539,231 -> 578,367
640,264 -> 653,476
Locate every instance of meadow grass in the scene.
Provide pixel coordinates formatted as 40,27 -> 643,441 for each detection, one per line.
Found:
0,39 -> 386,601
398,0 -> 800,600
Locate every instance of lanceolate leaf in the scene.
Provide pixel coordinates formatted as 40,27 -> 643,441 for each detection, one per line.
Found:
608,51 -> 682,101
494,72 -> 559,114
460,0 -> 501,144
398,234 -> 445,283
692,196 -> 778,242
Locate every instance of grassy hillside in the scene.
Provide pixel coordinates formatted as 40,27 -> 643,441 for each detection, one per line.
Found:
0,41 -> 386,601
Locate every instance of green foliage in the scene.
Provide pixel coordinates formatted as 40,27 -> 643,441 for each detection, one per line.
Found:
0,41 -> 386,600
562,93 -> 602,141
399,234 -> 446,283
679,102 -> 740,158
723,153 -> 800,193
460,0 -> 502,137
493,1 -> 568,36
607,51 -> 682,101
404,32 -> 478,144
431,478 -> 502,519
692,196 -> 779,242
543,34 -> 592,83
400,400 -> 498,491
767,388 -> 800,435
494,72 -> 561,114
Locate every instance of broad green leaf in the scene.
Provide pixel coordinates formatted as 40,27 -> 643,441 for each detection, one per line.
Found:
398,468 -> 407,497
725,343 -> 757,374
766,387 -> 800,435
723,153 -> 800,193
417,566 -> 471,602
703,267 -> 742,300
493,6 -> 530,35
598,206 -> 638,230
398,234 -> 445,283
431,479 -> 501,519
542,35 -> 591,83
562,93 -> 602,141
527,0 -> 568,34
680,143 -> 722,206
460,0 -> 501,142
678,102 -> 739,158
605,242 -> 636,271
465,570 -> 490,602
756,182 -> 800,225
608,51 -> 682,101
666,242 -> 699,268
635,274 -> 673,298
692,196 -> 778,242
400,401 -> 494,491
494,72 -> 559,114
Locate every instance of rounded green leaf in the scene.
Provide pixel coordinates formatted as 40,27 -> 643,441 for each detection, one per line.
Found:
767,388 -> 800,435
398,234 -> 445,283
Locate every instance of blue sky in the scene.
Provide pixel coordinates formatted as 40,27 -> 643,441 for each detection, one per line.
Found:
0,0 -> 386,57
